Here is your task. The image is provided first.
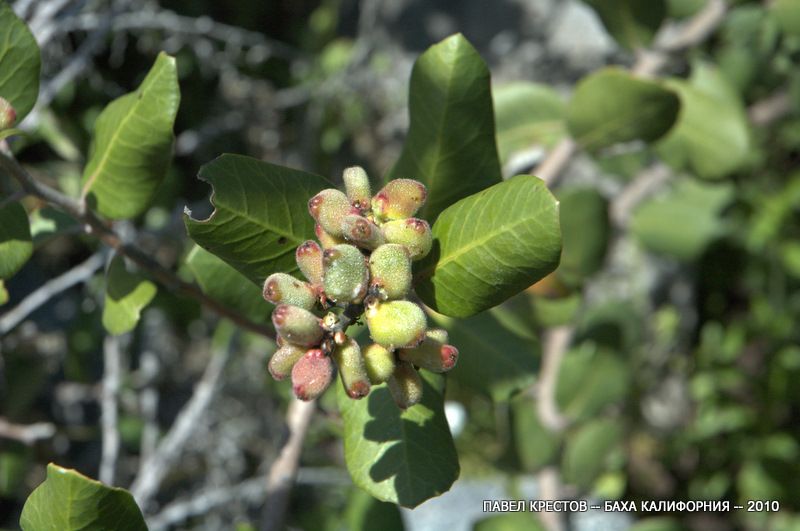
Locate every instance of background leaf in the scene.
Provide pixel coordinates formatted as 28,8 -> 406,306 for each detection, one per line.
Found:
388,33 -> 502,221
184,154 -> 330,285
0,201 -> 33,279
657,62 -> 751,179
492,82 -> 566,165
20,463 -> 146,531
102,255 -> 157,335
562,418 -> 624,488
414,175 -> 561,318
0,1 -> 40,122
81,52 -> 180,219
567,68 -> 680,151
771,0 -> 800,36
511,395 -> 560,472
473,513 -> 545,531
582,0 -> 666,49
556,188 -> 610,286
344,488 -> 404,531
184,244 -> 270,322
432,308 -> 539,402
338,370 -> 459,508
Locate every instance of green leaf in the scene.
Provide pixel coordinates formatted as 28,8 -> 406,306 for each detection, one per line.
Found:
414,175 -> 561,318
102,255 -> 157,335
657,62 -> 751,179
555,343 -> 630,422
631,177 -> 733,260
511,395 -> 560,472
0,201 -> 32,279
184,154 -> 330,286
20,463 -> 146,531
562,418 -> 624,488
0,1 -> 40,122
431,308 -> 539,401
345,488 -> 405,531
473,513 -> 545,531
338,370 -> 459,508
388,33 -> 502,221
0,279 -> 8,305
582,0 -> 666,49
81,52 -> 180,219
493,82 -> 566,164
567,68 -> 680,151
184,244 -> 270,322
772,0 -> 800,36
556,188 -> 609,286
29,206 -> 79,245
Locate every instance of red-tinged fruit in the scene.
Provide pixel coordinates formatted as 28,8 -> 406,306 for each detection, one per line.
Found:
268,343 -> 306,380
295,240 -> 324,286
0,97 -> 15,130
308,189 -> 353,237
381,218 -> 432,260
343,166 -> 371,210
372,179 -> 427,221
263,273 -> 317,310
291,349 -> 334,400
387,361 -> 423,409
272,304 -> 323,346
333,338 -> 371,399
341,214 -> 385,250
399,328 -> 459,373
315,223 -> 346,249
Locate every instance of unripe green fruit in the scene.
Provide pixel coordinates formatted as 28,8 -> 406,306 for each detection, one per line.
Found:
398,328 -> 458,373
372,179 -> 427,221
387,361 -> 423,409
343,166 -> 371,210
308,189 -> 354,237
296,240 -> 324,287
315,223 -> 346,249
381,218 -> 433,260
341,214 -> 385,250
323,244 -> 369,303
0,97 -> 16,130
271,304 -> 323,346
363,343 -> 396,384
291,349 -> 334,401
268,343 -> 306,380
263,273 -> 317,310
369,244 -> 412,300
333,338 -> 371,399
365,299 -> 427,350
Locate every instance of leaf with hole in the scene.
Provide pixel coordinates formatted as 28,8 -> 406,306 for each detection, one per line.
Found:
388,33 -> 502,221
102,255 -> 157,335
567,68 -> 680,151
414,174 -> 561,318
81,52 -> 180,219
338,370 -> 459,508
20,463 -> 146,531
0,1 -> 40,122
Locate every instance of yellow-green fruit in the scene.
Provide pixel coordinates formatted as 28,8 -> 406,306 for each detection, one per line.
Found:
365,300 -> 427,350
271,304 -> 323,346
341,214 -> 385,250
315,223 -> 346,249
0,97 -> 16,130
296,240 -> 324,287
381,218 -> 432,260
333,338 -> 371,399
363,343 -> 395,384
323,244 -> 368,303
291,349 -> 334,401
369,244 -> 412,300
262,273 -> 317,310
387,361 -> 423,409
268,343 -> 306,380
343,166 -> 371,210
398,328 -> 458,373
371,179 -> 427,221
308,189 -> 353,237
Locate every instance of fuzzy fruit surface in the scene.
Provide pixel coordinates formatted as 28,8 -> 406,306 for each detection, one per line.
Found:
388,361 -> 424,409
369,243 -> 412,300
372,179 -> 427,221
291,349 -> 334,401
399,328 -> 459,373
272,304 -> 323,346
323,244 -> 368,303
333,338 -> 371,399
295,240 -> 324,287
362,343 -> 396,384
366,299 -> 427,350
308,189 -> 353,237
343,166 -> 371,210
269,343 -> 306,380
381,218 -> 432,260
262,272 -> 317,310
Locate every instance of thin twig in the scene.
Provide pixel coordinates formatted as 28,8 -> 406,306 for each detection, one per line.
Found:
261,399 -> 317,531
129,332 -> 235,508
748,89 -> 791,127
536,326 -> 573,432
100,334 -> 122,485
0,252 -> 105,335
0,150 -> 274,339
0,417 -> 56,445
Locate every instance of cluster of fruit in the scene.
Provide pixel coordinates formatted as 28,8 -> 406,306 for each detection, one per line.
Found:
263,167 -> 458,409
